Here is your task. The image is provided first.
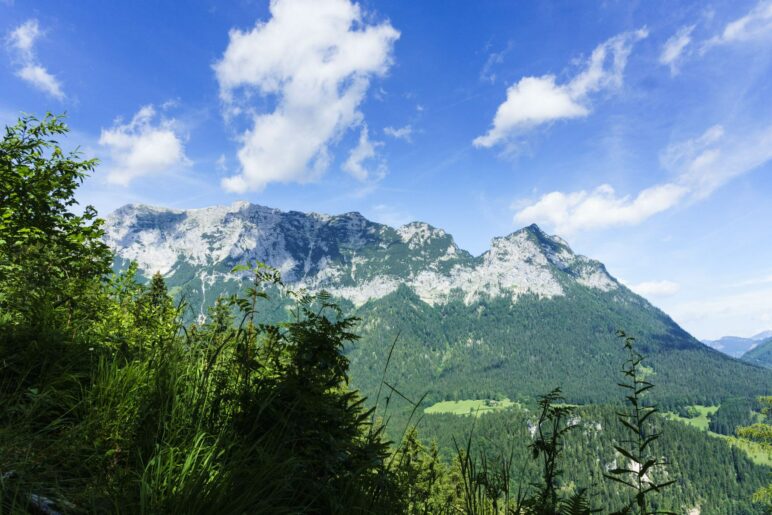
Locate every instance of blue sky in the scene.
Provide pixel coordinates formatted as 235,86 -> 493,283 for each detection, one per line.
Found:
2,0 -> 772,340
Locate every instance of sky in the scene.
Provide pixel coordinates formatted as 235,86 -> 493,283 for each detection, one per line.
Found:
2,0 -> 772,340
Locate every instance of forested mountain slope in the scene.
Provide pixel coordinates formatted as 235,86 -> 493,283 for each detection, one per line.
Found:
105,202 -> 772,404
419,405 -> 768,514
742,337 -> 772,368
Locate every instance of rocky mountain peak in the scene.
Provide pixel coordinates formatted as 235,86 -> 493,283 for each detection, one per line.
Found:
104,201 -> 621,310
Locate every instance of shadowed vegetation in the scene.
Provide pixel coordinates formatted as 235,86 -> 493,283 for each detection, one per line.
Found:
1,115 -> 769,514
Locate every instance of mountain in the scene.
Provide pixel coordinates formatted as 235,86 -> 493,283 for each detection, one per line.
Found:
752,330 -> 772,340
104,201 -> 772,405
104,201 -> 612,316
702,336 -> 759,358
703,331 -> 772,358
741,337 -> 772,368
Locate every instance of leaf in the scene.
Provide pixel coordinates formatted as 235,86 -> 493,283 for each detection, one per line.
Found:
638,407 -> 658,426
640,433 -> 660,452
608,467 -> 636,475
619,418 -> 640,435
639,458 -> 658,477
635,383 -> 655,396
613,445 -> 637,463
603,474 -> 636,489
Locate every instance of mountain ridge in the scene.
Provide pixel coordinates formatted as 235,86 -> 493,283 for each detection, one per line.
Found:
702,331 -> 772,358
741,337 -> 772,368
105,201 -> 620,311
104,201 -> 772,405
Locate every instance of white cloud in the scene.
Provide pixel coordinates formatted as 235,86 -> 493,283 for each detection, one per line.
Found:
480,41 -> 513,83
627,280 -> 681,298
662,2 -> 772,69
705,0 -> 772,47
215,154 -> 228,172
213,0 -> 399,192
514,124 -> 772,233
660,124 -> 772,198
473,29 -> 647,149
514,183 -> 687,234
8,19 -> 39,59
16,64 -> 64,99
343,125 -> 385,181
732,274 -> 772,287
473,76 -> 587,148
6,19 -> 64,99
659,125 -> 724,167
669,287 -> 772,340
659,25 -> 695,75
383,124 -> 412,142
99,105 -> 189,186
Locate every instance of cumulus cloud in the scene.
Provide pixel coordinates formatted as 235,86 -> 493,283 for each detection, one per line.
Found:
213,0 -> 399,193
659,25 -> 695,75
514,124 -> 772,234
383,124 -> 412,142
705,0 -> 772,48
99,105 -> 189,186
627,280 -> 681,298
343,125 -> 385,181
473,29 -> 647,149
6,19 -> 64,99
514,183 -> 687,234
473,76 -> 588,149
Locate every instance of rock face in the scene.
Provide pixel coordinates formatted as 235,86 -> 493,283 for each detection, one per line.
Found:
104,201 -> 772,405
105,201 -> 619,312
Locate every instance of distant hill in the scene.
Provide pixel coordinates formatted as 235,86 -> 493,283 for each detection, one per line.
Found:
104,202 -> 772,405
742,337 -> 772,368
703,331 -> 772,358
753,330 -> 772,340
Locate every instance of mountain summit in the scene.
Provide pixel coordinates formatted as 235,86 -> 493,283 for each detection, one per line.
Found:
106,201 -> 618,311
105,201 -> 772,404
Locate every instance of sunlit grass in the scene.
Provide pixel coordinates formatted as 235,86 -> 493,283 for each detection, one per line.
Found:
715,434 -> 772,467
424,398 -> 520,417
664,405 -> 772,467
663,405 -> 718,431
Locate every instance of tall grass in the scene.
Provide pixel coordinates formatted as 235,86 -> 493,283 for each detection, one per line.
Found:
1,265 -> 408,513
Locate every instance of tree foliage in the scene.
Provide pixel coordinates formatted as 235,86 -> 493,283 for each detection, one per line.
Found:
0,115 -> 768,514
737,396 -> 772,510
0,114 -> 111,330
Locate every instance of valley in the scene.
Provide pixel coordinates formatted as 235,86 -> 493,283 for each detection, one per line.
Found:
101,201 -> 772,512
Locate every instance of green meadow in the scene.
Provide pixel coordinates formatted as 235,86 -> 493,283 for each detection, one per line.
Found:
424,398 -> 520,417
664,405 -> 771,467
663,405 -> 719,431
